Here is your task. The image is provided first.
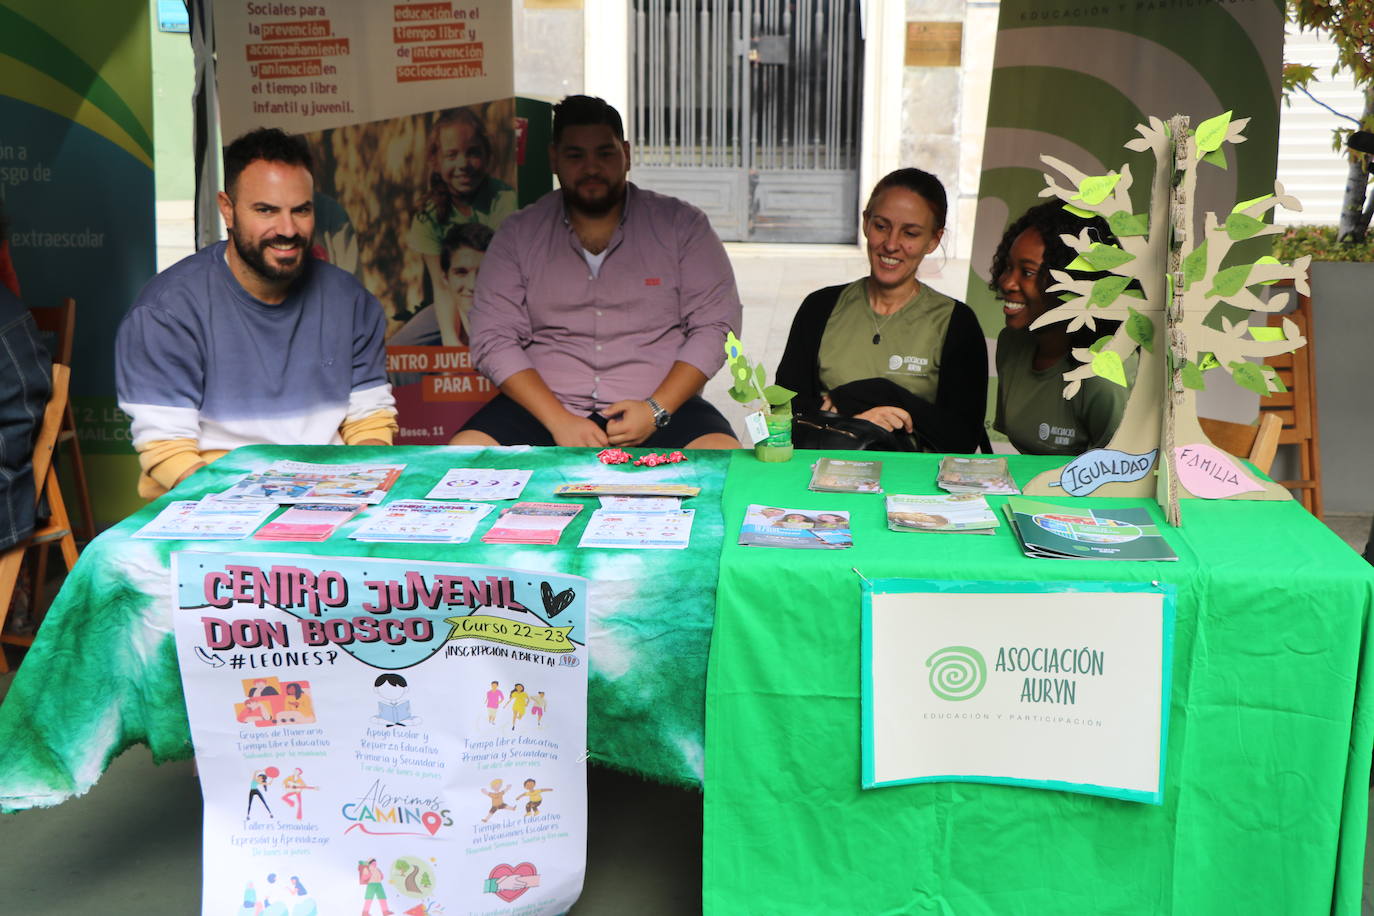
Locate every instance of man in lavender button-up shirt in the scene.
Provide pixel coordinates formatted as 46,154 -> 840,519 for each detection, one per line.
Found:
451,96 -> 742,450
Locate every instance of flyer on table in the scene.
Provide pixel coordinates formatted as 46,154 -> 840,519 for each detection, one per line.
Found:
172,551 -> 588,915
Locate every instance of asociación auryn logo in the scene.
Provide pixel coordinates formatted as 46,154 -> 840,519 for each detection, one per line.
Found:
925,646 -> 987,701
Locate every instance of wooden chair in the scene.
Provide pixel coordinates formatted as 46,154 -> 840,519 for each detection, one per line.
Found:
1198,412 -> 1283,476
0,364 -> 79,671
28,299 -> 95,541
1259,287 -> 1323,518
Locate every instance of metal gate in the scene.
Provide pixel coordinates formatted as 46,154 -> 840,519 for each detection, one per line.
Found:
629,0 -> 864,243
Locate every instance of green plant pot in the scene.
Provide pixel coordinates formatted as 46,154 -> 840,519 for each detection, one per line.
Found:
754,404 -> 793,463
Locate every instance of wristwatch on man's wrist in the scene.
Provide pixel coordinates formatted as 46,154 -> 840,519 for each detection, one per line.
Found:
645,398 -> 672,428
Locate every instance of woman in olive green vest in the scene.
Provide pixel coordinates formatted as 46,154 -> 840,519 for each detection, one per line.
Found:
990,202 -> 1127,456
776,169 -> 988,453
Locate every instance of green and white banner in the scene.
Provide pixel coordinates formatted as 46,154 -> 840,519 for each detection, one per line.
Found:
966,0 -> 1286,440
862,579 -> 1175,804
0,0 -> 155,524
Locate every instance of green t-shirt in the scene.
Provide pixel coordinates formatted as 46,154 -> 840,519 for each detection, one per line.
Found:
994,327 -> 1127,456
817,279 -> 956,404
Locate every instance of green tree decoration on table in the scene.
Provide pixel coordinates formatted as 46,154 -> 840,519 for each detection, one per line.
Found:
1022,112 -> 1311,524
724,332 -> 796,457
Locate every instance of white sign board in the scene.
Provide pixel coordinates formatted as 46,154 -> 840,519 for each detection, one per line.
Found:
862,580 -> 1173,804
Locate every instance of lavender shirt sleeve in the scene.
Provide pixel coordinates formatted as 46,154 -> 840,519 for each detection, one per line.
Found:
469,217 -> 536,388
671,205 -> 740,378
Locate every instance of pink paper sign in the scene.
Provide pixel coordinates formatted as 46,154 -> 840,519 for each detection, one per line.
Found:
1174,443 -> 1264,498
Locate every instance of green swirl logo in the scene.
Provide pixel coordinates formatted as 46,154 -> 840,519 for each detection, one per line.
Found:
925,646 -> 987,701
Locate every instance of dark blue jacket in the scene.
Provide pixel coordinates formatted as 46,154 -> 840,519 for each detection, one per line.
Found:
0,286 -> 51,551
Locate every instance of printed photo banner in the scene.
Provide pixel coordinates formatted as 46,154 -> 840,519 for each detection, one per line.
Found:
213,0 -> 543,444
862,579 -> 1175,804
172,550 -> 588,916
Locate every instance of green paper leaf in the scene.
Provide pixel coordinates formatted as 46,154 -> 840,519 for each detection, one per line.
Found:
1231,193 -> 1272,214
1253,255 -> 1282,285
1080,243 -> 1135,271
1198,351 -> 1221,371
1201,146 -> 1228,169
1064,254 -> 1093,271
724,331 -> 745,362
1107,211 -> 1149,237
1181,361 -> 1206,390
1088,275 -> 1131,309
1063,203 -> 1095,218
1230,360 -> 1269,396
1073,173 -> 1121,205
1126,306 -> 1155,353
728,386 -> 753,404
1089,335 -> 1112,354
1182,241 -> 1208,289
1195,111 -> 1232,154
753,365 -> 766,390
1207,263 -> 1253,298
1091,349 -> 1128,387
1249,326 -> 1286,342
1224,212 -> 1266,241
762,384 -> 796,406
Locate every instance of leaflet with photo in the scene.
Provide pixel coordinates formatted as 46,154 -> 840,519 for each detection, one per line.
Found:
809,458 -> 883,493
937,456 -> 1019,494
578,509 -> 695,549
217,460 -> 405,504
254,503 -> 362,542
885,493 -> 999,534
738,505 -> 853,549
350,500 -> 494,543
424,468 -> 532,501
1004,497 -> 1178,561
481,502 -> 585,545
132,498 -> 278,540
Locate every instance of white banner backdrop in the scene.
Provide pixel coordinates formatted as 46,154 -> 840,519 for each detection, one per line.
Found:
863,580 -> 1174,804
173,551 -> 587,915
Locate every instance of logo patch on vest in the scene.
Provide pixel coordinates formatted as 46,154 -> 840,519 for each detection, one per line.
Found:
886,354 -> 930,375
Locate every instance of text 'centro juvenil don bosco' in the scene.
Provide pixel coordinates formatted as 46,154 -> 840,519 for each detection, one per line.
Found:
202,564 -> 530,615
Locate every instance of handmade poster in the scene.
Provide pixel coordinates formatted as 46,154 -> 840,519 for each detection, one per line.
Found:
862,580 -> 1174,804
213,0 -> 550,444
172,551 -> 588,915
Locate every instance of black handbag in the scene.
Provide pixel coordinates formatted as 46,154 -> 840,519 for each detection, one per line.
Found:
791,412 -> 918,452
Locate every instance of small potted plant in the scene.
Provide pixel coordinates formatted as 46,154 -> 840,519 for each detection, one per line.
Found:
724,332 -> 796,461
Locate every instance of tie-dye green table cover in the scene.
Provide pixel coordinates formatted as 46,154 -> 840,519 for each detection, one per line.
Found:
0,444 -> 727,811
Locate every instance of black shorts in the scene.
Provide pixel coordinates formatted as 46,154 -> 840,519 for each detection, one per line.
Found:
458,393 -> 735,448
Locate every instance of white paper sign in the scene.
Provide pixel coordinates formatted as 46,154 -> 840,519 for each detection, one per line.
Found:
863,582 -> 1172,803
173,551 -> 589,914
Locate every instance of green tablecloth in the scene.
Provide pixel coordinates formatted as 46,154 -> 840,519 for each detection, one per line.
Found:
706,451 -> 1374,915
0,444 -> 729,810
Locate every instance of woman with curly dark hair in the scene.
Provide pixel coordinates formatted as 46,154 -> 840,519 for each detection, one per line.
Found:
989,201 -> 1127,455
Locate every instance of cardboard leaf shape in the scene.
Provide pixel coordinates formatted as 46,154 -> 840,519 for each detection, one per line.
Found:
1081,243 -> 1135,271
1208,263 -> 1253,298
1091,349 -> 1128,387
1063,202 -> 1096,218
1224,212 -> 1266,241
1074,173 -> 1121,205
1182,241 -> 1208,288
1201,146 -> 1228,169
1107,211 -> 1149,237
1229,360 -> 1269,396
1174,443 -> 1264,498
1253,255 -> 1282,285
1231,193 -> 1272,214
1088,275 -> 1132,309
1248,326 -> 1286,342
1126,307 -> 1155,353
1195,110 -> 1232,153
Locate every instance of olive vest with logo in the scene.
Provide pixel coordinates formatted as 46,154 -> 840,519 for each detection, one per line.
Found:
817,279 -> 955,404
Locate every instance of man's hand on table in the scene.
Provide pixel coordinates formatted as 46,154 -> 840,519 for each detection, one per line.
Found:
604,399 -> 657,447
550,414 -> 611,448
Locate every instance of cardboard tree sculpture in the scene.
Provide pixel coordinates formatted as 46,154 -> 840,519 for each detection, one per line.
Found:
1019,112 -> 1311,524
